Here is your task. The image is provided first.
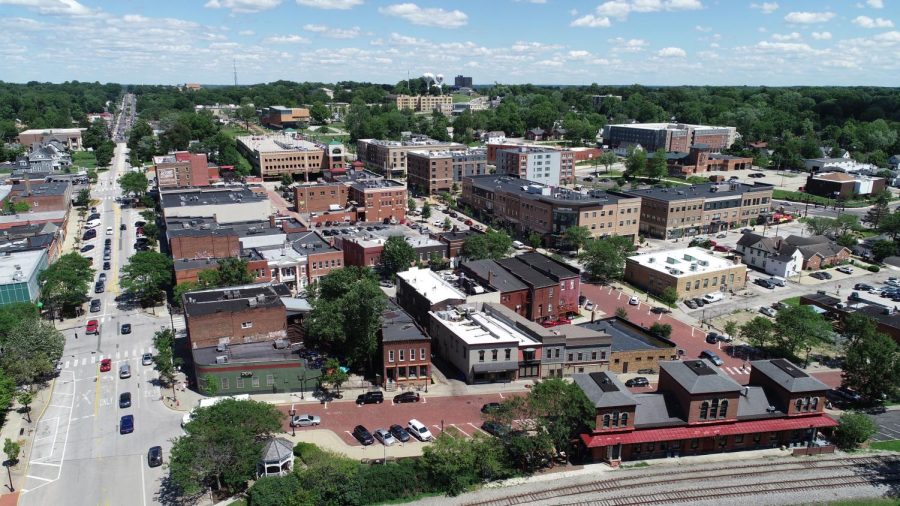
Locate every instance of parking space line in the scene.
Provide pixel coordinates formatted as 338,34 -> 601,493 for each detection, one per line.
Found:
25,475 -> 53,482
28,462 -> 61,468
468,423 -> 487,435
450,424 -> 469,437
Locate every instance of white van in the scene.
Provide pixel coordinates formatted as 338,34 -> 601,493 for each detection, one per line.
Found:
407,419 -> 434,441
85,219 -> 101,229
769,276 -> 786,287
512,240 -> 526,250
703,292 -> 724,303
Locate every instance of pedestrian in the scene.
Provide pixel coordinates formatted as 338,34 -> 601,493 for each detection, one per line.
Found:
74,332 -> 78,339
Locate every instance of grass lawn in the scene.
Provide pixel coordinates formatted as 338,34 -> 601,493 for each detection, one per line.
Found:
451,93 -> 473,103
780,296 -> 801,307
220,125 -> 252,139
773,189 -> 872,209
869,440 -> 900,452
71,151 -> 97,169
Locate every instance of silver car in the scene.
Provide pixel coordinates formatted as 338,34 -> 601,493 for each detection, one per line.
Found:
290,414 -> 321,427
373,428 -> 397,446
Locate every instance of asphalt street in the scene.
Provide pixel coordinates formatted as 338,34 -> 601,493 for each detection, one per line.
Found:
21,122 -> 184,506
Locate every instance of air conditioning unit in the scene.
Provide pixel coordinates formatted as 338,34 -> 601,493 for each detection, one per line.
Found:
215,356 -> 228,364
216,343 -> 228,353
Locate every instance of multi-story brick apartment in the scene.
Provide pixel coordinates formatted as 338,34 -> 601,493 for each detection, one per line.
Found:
382,301 -> 432,388
7,181 -> 72,213
183,283 -> 290,350
624,247 -> 747,300
347,179 -> 407,224
336,227 -> 446,269
576,358 -> 836,464
293,181 -> 348,214
393,94 -> 453,113
356,136 -> 466,178
495,147 -> 561,186
666,145 -> 753,175
154,151 -> 220,188
602,123 -> 738,152
804,171 -> 886,199
17,128 -> 85,151
160,185 -> 273,224
406,149 -> 486,196
615,181 -> 773,239
462,176 -> 642,244
260,106 -> 310,129
237,134 -> 345,180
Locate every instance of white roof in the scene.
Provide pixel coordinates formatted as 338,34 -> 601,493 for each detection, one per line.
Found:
19,128 -> 85,135
627,247 -> 736,278
239,234 -> 286,249
431,304 -> 540,347
0,249 -> 46,285
236,134 -> 321,153
397,267 -> 465,305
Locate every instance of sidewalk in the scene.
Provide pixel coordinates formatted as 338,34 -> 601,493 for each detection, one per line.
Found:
0,377 -> 57,501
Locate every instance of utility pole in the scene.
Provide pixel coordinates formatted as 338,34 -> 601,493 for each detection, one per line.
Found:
233,58 -> 238,87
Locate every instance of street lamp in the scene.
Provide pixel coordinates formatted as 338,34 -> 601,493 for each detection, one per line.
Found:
300,370 -> 306,400
289,408 -> 296,437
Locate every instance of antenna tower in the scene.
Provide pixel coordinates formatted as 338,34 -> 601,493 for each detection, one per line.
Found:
233,58 -> 238,86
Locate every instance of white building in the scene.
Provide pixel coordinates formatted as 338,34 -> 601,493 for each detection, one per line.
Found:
804,154 -> 877,174
0,249 -> 49,305
735,233 -> 803,279
496,147 -> 562,187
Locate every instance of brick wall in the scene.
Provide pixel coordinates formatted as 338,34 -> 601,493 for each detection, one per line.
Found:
186,304 -> 287,350
170,233 -> 240,260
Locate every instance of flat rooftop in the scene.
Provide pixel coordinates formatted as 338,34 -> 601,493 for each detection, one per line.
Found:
607,123 -> 727,131
0,210 -> 66,225
407,148 -> 486,160
193,340 -> 300,366
11,181 -> 70,196
19,128 -> 85,135
382,302 -> 429,343
349,179 -> 405,192
0,249 -> 46,283
579,317 -> 675,352
618,181 -> 773,202
431,303 -> 541,347
359,137 -> 464,149
397,267 -> 465,305
237,134 -> 322,153
343,226 -> 442,250
183,283 -> 291,318
160,186 -> 268,208
626,247 -> 737,278
468,175 -> 632,207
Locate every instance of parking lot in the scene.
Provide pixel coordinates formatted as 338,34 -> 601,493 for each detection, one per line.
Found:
868,409 -> 900,442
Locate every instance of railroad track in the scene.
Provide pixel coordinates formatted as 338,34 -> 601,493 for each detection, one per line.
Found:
466,455 -> 900,506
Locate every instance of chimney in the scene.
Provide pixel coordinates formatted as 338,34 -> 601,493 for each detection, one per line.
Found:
269,214 -> 276,228
487,270 -> 494,286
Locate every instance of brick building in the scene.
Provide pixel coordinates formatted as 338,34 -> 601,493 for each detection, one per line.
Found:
393,95 -> 453,113
395,267 -> 467,329
576,359 -> 836,464
236,134 -> 344,180
183,284 -> 291,350
154,152 -> 219,188
356,136 -> 465,178
406,149 -> 486,196
804,172 -> 886,200
7,181 -> 72,213
17,128 -> 85,151
336,227 -> 445,269
624,247 -> 747,300
602,123 -> 737,152
260,106 -> 310,129
293,181 -> 348,214
347,179 -> 407,224
495,147 -> 561,187
160,186 -> 273,224
462,176 -> 642,244
615,181 -> 773,239
381,302 -> 431,388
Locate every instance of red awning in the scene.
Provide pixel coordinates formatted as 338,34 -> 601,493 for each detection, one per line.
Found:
581,415 -> 838,448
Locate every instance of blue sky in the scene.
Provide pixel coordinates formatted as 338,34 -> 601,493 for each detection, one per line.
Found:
0,0 -> 897,86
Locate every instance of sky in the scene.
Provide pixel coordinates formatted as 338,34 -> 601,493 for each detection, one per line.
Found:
0,0 -> 897,86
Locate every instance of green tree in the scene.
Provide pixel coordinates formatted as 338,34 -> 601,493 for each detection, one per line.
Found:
615,307 -> 628,319
16,390 -> 33,423
624,149 -> 646,179
173,281 -> 203,306
170,399 -> 283,496
843,318 -> 900,404
422,433 -> 513,496
309,102 -> 330,125
236,104 -> 257,130
74,188 -> 91,207
248,474 -> 314,506
3,438 -> 20,491
741,316 -> 775,350
443,217 -> 452,229
0,317 -> 64,385
834,214 -> 860,235
152,328 -> 182,398
578,235 -> 634,283
774,304 -> 833,358
215,257 -> 254,286
421,200 -> 432,220
4,201 -> 29,214
864,190 -> 891,228
723,320 -> 739,339
832,412 -> 877,450
562,226 -> 591,252
804,216 -> 836,236
526,378 -> 595,455
659,287 -> 678,306
319,358 -> 349,396
647,149 -> 668,180
0,370 -> 15,423
871,240 -> 897,263
527,232 -> 542,249
120,251 -> 173,304
461,229 -> 513,260
118,171 -> 149,198
94,140 -> 115,167
598,151 -> 618,174
407,197 -> 416,212
380,235 -> 416,278
650,322 -> 673,338
878,210 -> 900,241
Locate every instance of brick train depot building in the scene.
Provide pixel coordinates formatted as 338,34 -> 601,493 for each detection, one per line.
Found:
575,358 -> 837,464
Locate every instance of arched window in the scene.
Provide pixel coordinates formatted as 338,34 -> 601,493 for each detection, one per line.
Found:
603,414 -> 611,428
612,412 -> 620,427
719,399 -> 728,419
711,399 -> 720,417
811,397 -> 819,410
621,413 -> 629,427
795,398 -> 803,412
804,397 -> 811,410
700,401 -> 709,420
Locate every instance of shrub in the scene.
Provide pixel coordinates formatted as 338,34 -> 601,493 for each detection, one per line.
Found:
868,265 -> 881,273
833,412 -> 877,450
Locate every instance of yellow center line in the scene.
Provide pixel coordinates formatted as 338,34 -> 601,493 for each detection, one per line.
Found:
110,201 -> 122,295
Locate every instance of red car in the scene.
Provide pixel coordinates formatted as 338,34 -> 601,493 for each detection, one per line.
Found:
100,358 -> 112,372
464,219 -> 473,226
86,319 -> 100,335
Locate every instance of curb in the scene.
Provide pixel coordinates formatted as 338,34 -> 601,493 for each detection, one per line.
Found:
17,376 -> 58,503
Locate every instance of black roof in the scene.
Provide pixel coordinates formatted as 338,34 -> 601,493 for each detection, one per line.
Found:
466,175 -> 633,208
192,340 -> 300,366
579,317 -> 676,352
514,252 -> 580,280
381,302 -> 429,343
160,186 -> 267,208
496,257 -> 556,288
618,181 -> 774,202
461,259 -> 528,292
183,284 -> 291,317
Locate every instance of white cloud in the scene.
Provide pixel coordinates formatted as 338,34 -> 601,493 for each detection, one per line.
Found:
203,0 -> 281,14
811,31 -> 832,40
388,32 -> 426,45
514,0 -> 547,3
608,37 -> 649,51
784,11 -> 835,24
695,25 -> 711,32
755,41 -> 818,54
567,50 -> 592,59
853,16 -> 894,28
295,0 -> 362,9
875,30 -> 900,42
303,24 -> 362,38
771,32 -> 801,41
262,34 -> 310,44
378,3 -> 468,28
594,0 -> 702,21
510,41 -> 562,52
238,30 -> 255,36
571,14 -> 611,27
867,0 -> 884,8
0,0 -> 92,16
750,2 -> 778,14
657,46 -> 686,57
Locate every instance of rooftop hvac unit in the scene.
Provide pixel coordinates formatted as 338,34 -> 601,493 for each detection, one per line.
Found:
698,260 -> 709,266
215,356 -> 228,364
690,263 -> 698,271
216,343 -> 227,352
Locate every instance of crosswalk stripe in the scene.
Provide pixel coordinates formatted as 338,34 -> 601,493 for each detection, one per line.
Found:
90,356 -> 95,364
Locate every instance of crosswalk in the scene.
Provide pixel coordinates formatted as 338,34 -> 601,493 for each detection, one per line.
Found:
60,347 -> 155,370
721,365 -> 750,377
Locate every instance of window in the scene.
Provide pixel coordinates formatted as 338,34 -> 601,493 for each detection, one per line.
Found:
711,399 -> 719,418
410,348 -> 415,362
568,353 -> 574,362
811,397 -> 819,410
577,353 -> 583,361
795,398 -> 802,412
220,378 -> 229,390
602,414 -> 611,428
505,348 -> 511,360
479,350 -> 485,362
620,413 -> 628,427
420,348 -> 426,360
266,375 -> 275,386
753,434 -> 762,443
719,399 -> 728,418
591,351 -> 597,361
388,350 -> 395,363
241,321 -> 253,329
735,435 -> 744,444
612,412 -> 619,426
399,350 -> 405,361
236,378 -> 244,389
633,444 -> 642,453
252,377 -> 260,388
699,401 -> 709,420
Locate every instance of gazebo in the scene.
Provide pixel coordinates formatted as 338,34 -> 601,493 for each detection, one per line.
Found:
258,437 -> 294,477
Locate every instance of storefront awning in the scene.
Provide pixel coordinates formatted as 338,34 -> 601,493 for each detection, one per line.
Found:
472,362 -> 519,374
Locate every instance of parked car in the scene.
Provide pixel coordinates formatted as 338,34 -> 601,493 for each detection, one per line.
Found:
82,229 -> 97,240
103,261 -> 111,271
100,358 -> 111,372
854,283 -> 874,291
584,301 -> 595,311
755,278 -> 776,289
700,350 -> 724,366
481,421 -> 510,437
628,296 -> 640,306
693,297 -> 706,307
837,266 -> 854,274
389,424 -> 411,442
705,333 -> 719,344
373,428 -> 397,446
147,446 -> 163,467
407,419 -> 434,441
119,392 -> 131,408
650,306 -> 672,314
80,244 -> 94,253
290,414 -> 321,427
393,391 -> 420,404
94,281 -> 105,294
578,295 -> 587,306
716,232 -> 727,238
759,306 -> 777,317
356,391 -> 384,405
684,299 -> 698,309
481,402 -> 501,413
820,271 -> 833,280
120,414 -> 134,434
352,425 -> 374,445
625,377 -> 650,387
